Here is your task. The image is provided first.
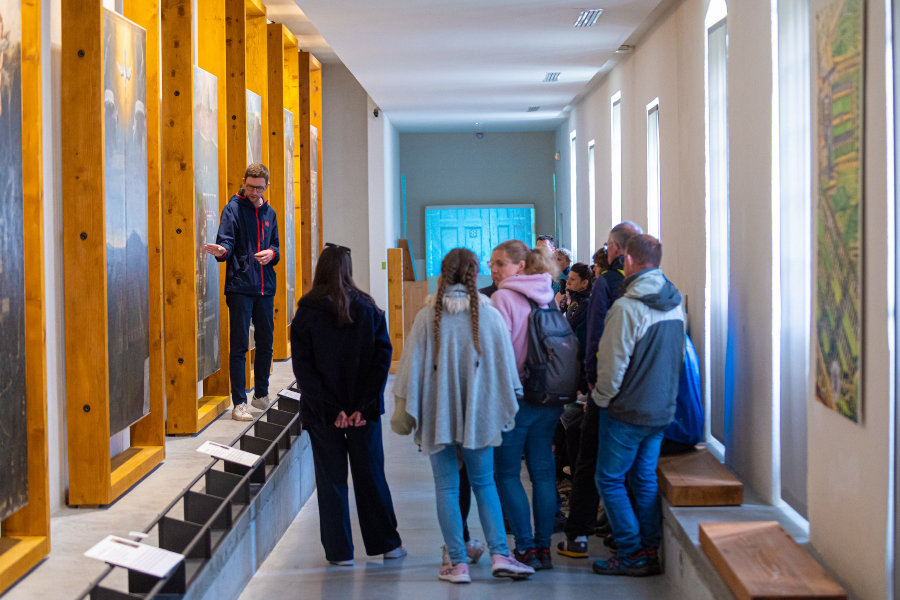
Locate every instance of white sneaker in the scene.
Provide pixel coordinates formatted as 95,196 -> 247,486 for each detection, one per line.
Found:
384,546 -> 407,559
231,403 -> 253,421
250,394 -> 272,410
329,559 -> 353,566
465,540 -> 484,564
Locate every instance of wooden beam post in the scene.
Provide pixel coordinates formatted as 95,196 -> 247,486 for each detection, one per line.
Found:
387,248 -> 404,361
298,51 -> 322,294
0,0 -> 52,589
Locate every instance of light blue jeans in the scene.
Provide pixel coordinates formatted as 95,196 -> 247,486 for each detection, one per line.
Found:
494,400 -> 564,551
429,445 -> 510,565
595,408 -> 667,557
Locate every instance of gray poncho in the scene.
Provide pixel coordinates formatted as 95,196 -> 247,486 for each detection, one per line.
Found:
392,284 -> 522,456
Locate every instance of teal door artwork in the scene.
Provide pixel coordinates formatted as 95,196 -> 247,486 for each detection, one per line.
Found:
425,204 -> 536,285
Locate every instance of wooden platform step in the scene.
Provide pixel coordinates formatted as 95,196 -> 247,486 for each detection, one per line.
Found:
657,447 -> 743,506
700,521 -> 846,600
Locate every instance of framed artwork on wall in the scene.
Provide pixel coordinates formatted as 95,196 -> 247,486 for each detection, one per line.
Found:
814,0 -> 865,423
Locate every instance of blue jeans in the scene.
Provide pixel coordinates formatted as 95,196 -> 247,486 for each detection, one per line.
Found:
226,293 -> 274,404
429,445 -> 509,565
494,400 -> 564,551
595,408 -> 666,557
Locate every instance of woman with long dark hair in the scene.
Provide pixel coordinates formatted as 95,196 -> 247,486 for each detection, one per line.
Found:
291,243 -> 405,566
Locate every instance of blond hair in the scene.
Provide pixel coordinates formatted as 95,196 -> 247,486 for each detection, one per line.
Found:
525,246 -> 560,279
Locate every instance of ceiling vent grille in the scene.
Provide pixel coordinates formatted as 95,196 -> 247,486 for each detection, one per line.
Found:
527,106 -> 540,112
574,9 -> 603,27
543,72 -> 560,83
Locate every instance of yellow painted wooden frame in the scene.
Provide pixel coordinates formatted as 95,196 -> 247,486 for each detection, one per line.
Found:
267,24 -> 299,361
61,0 -> 164,507
0,0 -> 51,590
299,51 -> 322,295
160,0 -> 229,434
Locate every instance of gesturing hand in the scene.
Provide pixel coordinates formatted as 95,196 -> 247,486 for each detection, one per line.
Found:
203,243 -> 226,258
255,249 -> 275,265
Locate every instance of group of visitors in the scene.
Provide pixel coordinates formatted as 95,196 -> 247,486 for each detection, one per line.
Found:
206,164 -> 699,584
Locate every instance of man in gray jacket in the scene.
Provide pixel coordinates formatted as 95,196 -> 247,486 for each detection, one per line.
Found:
590,234 -> 685,577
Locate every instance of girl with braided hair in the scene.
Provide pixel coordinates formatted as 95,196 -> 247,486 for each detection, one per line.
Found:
392,248 -> 535,583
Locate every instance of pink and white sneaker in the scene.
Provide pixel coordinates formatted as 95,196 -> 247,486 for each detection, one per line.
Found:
491,552 -> 535,580
439,546 -> 471,583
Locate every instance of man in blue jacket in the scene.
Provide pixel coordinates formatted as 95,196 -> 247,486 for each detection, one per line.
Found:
591,234 -> 685,577
558,221 -> 641,558
204,164 -> 280,421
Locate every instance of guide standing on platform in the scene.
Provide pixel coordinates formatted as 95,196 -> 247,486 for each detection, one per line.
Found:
204,163 -> 280,421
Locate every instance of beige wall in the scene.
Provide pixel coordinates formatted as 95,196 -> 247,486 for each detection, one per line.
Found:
563,0 -> 891,596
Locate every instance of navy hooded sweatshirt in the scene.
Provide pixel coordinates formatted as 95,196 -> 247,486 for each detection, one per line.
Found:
216,192 -> 280,296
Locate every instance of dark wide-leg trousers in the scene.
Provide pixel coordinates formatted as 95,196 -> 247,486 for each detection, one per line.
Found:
564,400 -> 602,539
306,420 -> 402,562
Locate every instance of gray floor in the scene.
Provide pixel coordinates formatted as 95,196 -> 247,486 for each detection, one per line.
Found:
239,379 -> 674,600
2,360 -> 298,600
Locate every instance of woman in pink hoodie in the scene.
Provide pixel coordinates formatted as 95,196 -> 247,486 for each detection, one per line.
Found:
490,241 -> 564,571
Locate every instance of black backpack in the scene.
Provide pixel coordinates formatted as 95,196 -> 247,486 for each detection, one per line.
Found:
521,298 -> 581,407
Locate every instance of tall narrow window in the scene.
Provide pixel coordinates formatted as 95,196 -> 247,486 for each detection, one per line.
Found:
570,130 -> 577,259
647,100 -> 661,240
611,93 -> 622,227
588,140 -> 596,254
777,0 -> 811,519
705,2 -> 728,446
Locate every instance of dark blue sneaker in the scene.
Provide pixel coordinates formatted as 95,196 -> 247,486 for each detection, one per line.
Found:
636,548 -> 662,575
592,552 -> 652,577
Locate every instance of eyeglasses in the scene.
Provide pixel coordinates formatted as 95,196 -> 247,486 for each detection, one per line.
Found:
245,183 -> 267,192
324,242 -> 351,254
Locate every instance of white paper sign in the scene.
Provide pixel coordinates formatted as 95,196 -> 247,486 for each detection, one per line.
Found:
85,535 -> 183,578
196,440 -> 260,467
279,389 -> 300,401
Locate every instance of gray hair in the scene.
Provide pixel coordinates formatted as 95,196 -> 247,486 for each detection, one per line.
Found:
555,247 -> 573,264
610,221 -> 643,250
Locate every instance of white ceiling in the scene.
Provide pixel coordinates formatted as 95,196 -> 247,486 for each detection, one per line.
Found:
272,0 -> 664,132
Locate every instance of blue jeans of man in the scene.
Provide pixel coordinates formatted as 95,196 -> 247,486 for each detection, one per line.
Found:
226,293 -> 274,404
595,407 -> 666,557
429,445 -> 509,565
494,400 -> 564,551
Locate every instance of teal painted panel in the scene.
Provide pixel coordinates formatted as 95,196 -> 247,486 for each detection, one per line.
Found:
425,205 -> 535,277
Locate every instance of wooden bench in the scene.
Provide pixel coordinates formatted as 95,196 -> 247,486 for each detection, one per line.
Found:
699,521 -> 846,600
657,447 -> 743,506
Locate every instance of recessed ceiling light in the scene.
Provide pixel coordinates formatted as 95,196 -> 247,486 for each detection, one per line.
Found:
575,9 -> 603,27
527,106 -> 540,112
543,72 -> 560,83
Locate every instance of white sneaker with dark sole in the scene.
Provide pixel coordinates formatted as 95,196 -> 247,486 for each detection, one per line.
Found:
250,394 -> 272,410
232,404 -> 253,421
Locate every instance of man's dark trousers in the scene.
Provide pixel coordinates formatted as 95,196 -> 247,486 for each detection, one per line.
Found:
564,400 -> 601,538
307,420 -> 402,562
226,293 -> 275,404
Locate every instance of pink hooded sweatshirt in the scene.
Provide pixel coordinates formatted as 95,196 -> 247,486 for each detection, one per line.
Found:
491,273 -> 556,378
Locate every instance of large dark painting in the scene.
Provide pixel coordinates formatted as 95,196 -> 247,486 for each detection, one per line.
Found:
194,67 -> 219,380
103,9 -> 149,434
0,0 -> 28,522
284,110 -> 296,319
310,125 -> 319,267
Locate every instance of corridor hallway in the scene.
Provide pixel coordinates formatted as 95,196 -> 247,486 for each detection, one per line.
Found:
238,378 -> 674,600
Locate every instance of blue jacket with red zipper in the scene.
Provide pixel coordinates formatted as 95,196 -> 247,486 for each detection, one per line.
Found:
216,192 -> 280,296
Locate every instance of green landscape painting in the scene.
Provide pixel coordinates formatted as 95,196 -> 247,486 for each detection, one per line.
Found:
814,0 -> 863,422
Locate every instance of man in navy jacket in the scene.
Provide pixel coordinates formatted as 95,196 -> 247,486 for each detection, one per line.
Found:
204,163 -> 280,421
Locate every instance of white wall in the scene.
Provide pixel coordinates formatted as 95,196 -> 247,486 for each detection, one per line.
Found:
366,98 -> 401,310
562,0 -> 891,596
399,131 -> 559,275
321,62 -> 371,292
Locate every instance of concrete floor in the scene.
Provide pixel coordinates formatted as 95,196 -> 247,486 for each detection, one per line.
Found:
2,360 -> 298,600
238,378 -> 674,600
